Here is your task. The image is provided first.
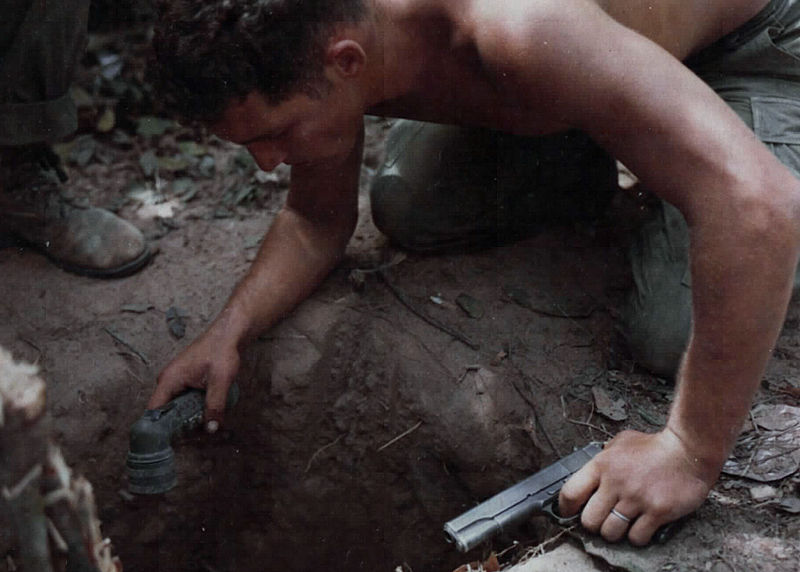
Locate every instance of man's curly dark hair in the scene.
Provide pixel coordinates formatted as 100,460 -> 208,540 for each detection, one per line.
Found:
152,0 -> 367,123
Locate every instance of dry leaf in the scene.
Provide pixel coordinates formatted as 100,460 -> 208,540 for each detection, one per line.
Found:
592,386 -> 628,421
723,404 -> 800,482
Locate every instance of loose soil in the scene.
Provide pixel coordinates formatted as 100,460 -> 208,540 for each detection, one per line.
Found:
1,25 -> 799,572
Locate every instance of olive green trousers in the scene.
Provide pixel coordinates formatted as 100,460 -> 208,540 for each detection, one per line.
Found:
0,0 -> 90,145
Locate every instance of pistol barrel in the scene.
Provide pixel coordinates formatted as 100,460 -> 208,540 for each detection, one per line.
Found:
444,442 -> 602,552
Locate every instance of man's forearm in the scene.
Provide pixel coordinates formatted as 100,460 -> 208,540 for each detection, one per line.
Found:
667,176 -> 800,477
208,125 -> 364,350
212,204 -> 356,349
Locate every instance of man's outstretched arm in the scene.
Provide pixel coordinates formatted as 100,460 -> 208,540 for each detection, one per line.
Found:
472,0 -> 800,544
148,124 -> 364,426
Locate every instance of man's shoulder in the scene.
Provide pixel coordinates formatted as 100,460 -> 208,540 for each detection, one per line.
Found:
445,0 -> 768,62
379,0 -> 582,28
452,0 -> 601,48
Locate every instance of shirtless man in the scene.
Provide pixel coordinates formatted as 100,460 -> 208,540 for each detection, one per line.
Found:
147,0 -> 800,545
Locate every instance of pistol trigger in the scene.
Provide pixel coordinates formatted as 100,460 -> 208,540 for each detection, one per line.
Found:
543,500 -> 579,526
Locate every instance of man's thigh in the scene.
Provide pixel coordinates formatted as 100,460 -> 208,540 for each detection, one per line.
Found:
369,120 -> 617,252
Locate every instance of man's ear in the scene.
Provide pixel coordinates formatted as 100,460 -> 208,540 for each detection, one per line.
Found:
326,39 -> 367,77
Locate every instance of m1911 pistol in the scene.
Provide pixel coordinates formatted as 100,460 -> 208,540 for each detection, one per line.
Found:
444,442 -> 603,552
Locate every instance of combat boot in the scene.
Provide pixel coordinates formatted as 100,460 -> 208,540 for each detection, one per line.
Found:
0,144 -> 151,278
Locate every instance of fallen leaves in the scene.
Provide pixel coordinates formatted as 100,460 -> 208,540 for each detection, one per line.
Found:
456,293 -> 485,319
723,404 -> 800,482
591,386 -> 628,422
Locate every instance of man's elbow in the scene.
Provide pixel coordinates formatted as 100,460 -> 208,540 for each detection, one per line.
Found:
736,174 -> 800,263
765,173 -> 800,240
685,168 -> 800,283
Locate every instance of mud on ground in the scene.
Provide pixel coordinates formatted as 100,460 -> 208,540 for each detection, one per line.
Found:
2,26 -> 800,572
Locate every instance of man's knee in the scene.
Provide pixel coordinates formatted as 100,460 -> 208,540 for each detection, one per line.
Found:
370,171 -> 427,250
370,120 -> 618,251
623,295 -> 691,378
621,201 -> 692,378
369,120 -> 506,251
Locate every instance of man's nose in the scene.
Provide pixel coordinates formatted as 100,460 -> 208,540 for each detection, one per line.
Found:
249,144 -> 287,171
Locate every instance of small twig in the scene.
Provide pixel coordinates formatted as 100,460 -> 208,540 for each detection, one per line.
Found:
103,328 -> 149,365
713,552 -> 736,572
46,518 -> 68,553
742,443 -> 760,477
19,337 -> 43,364
2,464 -> 43,500
752,498 -> 780,509
115,350 -> 144,365
379,271 -> 480,350
505,356 -> 563,456
507,376 -> 562,457
354,252 -> 407,275
496,540 -> 520,559
584,401 -> 595,426
456,364 -> 482,383
752,444 -> 800,465
749,409 -> 760,435
738,425 -> 800,477
305,435 -> 343,473
566,418 -> 614,439
520,525 -> 576,560
378,420 -> 423,452
778,386 -> 800,399
123,366 -> 144,385
773,420 -> 800,436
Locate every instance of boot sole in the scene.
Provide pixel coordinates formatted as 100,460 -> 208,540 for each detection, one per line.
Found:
1,233 -> 155,279
56,245 -> 155,279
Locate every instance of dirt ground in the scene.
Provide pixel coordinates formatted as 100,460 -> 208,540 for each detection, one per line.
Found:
2,24 -> 800,572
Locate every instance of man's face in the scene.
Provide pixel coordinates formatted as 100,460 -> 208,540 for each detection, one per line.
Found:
211,83 -> 363,171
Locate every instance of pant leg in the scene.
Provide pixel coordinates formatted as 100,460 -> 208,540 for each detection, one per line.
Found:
622,0 -> 800,377
370,120 -> 617,252
0,0 -> 90,145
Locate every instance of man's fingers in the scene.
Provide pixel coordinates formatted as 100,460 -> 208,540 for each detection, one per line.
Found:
626,512 -> 663,546
203,375 -> 230,432
148,370 -> 188,409
579,486 -> 619,533
559,460 -> 601,517
600,505 -> 638,542
148,361 -> 208,409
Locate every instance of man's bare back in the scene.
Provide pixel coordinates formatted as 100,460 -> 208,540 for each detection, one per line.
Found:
367,0 -> 770,133
597,0 -> 769,57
